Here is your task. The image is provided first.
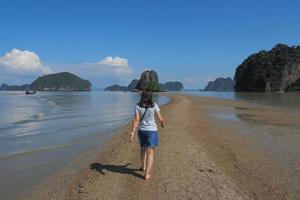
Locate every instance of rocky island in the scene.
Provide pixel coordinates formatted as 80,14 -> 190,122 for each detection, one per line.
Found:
234,44 -> 300,92
1,72 -> 91,91
127,79 -> 139,91
204,77 -> 234,91
159,81 -> 184,91
30,72 -> 91,91
104,79 -> 139,92
104,70 -> 184,92
0,83 -> 31,91
136,70 -> 160,91
104,85 -> 128,91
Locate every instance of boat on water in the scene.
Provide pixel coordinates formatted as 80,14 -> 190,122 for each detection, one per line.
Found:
25,90 -> 36,95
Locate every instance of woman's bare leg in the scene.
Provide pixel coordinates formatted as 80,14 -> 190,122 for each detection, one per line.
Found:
145,147 -> 154,179
140,147 -> 147,170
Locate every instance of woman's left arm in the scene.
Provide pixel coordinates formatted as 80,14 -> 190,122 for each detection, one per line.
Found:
130,112 -> 140,143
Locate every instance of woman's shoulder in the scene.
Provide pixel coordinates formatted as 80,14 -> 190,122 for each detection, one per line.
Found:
153,102 -> 160,111
136,103 -> 145,109
152,102 -> 159,108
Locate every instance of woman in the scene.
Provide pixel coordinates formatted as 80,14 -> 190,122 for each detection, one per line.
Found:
129,91 -> 165,180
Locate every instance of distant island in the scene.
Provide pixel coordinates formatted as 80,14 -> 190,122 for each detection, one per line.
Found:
1,72 -> 92,91
31,72 -> 91,91
0,83 -> 31,91
127,79 -> 139,91
159,82 -> 184,91
204,77 -> 234,91
104,79 -> 138,92
104,70 -> 184,92
234,44 -> 300,92
104,84 -> 128,91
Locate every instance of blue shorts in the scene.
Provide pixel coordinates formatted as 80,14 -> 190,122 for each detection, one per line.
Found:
138,130 -> 159,148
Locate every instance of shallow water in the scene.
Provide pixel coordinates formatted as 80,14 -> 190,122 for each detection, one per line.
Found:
0,91 -> 169,200
186,91 -> 300,199
212,108 -> 300,198
184,91 -> 300,112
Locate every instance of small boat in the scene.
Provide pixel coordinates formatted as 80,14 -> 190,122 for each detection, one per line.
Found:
25,90 -> 36,95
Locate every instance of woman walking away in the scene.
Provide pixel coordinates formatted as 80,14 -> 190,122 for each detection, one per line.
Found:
129,91 -> 165,180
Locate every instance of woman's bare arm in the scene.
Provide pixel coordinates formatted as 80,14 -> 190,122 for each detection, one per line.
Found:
129,112 -> 140,143
156,111 -> 165,128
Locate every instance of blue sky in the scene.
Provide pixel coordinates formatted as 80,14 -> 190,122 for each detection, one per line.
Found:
1,0 -> 300,89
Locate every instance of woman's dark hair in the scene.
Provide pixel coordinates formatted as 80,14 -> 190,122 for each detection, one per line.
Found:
138,91 -> 155,108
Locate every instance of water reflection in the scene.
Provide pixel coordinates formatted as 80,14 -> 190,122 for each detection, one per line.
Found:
206,103 -> 300,130
234,92 -> 300,112
210,113 -> 240,121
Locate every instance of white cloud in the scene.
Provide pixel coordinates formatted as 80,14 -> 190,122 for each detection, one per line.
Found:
86,56 -> 132,75
0,49 -> 52,74
98,56 -> 129,67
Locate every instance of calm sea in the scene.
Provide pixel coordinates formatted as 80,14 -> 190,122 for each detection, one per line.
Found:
0,91 -> 169,200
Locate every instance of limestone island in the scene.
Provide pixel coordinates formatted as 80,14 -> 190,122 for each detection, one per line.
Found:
1,72 -> 91,91
104,70 -> 184,92
234,44 -> 300,92
204,77 -> 235,91
31,72 -> 91,91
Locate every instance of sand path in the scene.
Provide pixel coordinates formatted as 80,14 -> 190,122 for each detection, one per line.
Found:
64,95 -> 248,200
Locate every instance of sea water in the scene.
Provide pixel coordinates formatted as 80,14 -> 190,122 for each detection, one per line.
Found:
0,91 -> 169,200
184,91 -> 300,112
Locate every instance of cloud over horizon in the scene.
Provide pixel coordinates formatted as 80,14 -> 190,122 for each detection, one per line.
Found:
0,50 -> 135,86
0,49 -> 220,89
98,56 -> 128,67
84,56 -> 132,75
0,49 -> 52,74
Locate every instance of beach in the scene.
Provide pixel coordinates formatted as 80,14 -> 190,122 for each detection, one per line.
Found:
25,93 -> 300,200
3,1 -> 300,199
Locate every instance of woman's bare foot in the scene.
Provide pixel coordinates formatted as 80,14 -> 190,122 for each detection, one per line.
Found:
140,167 -> 146,171
144,174 -> 151,180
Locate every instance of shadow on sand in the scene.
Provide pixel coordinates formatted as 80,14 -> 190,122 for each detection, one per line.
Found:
90,163 -> 144,179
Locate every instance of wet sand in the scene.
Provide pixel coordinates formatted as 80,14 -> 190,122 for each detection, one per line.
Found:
25,94 -> 300,200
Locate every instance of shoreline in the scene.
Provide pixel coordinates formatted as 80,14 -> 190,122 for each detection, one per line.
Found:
25,94 -> 299,200
22,95 -> 173,200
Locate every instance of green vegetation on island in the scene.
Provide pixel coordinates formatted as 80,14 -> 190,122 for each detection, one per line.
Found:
104,84 -> 128,91
160,81 -> 184,91
204,77 -> 234,91
0,83 -> 31,91
104,79 -> 138,92
136,70 -> 160,92
31,72 -> 91,91
234,44 -> 300,92
1,72 -> 91,91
